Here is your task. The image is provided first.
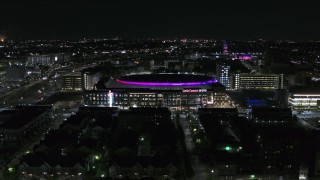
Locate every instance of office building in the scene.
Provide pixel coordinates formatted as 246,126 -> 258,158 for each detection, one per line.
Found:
216,64 -> 231,90
81,70 -> 101,90
288,87 -> 320,111
62,72 -> 82,91
27,54 -> 70,66
232,73 -> 284,90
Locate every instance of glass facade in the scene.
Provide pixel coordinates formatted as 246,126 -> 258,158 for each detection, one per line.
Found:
216,65 -> 231,90
83,90 -> 228,110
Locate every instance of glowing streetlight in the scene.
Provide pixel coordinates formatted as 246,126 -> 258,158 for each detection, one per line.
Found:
8,167 -> 14,173
225,146 -> 232,151
94,155 -> 100,160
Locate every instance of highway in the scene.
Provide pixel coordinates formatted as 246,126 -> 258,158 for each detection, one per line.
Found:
0,64 -> 72,109
0,79 -> 59,109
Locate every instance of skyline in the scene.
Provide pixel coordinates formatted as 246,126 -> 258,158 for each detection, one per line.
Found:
1,24 -> 320,179
1,0 -> 320,40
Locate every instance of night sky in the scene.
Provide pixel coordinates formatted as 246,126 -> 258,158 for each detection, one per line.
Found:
1,0 -> 320,40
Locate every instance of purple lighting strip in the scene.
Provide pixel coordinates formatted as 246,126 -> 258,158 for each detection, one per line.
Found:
117,79 -> 217,86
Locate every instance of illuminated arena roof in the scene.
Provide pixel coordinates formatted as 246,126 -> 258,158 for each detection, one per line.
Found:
105,74 -> 223,91
117,74 -> 217,86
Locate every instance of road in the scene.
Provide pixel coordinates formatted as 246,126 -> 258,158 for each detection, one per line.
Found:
294,111 -> 320,119
0,78 -> 61,109
293,111 -> 320,130
179,113 -> 214,180
0,64 -> 75,109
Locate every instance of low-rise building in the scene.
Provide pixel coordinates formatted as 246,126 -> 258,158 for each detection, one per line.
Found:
0,105 -> 52,149
288,87 -> 320,111
27,54 -> 70,66
232,73 -> 284,90
251,107 -> 292,124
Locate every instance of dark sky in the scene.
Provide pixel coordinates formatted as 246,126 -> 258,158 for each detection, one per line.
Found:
1,0 -> 320,40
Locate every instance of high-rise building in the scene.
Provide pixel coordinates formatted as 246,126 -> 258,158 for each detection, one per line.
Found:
82,70 -> 101,90
216,64 -> 231,90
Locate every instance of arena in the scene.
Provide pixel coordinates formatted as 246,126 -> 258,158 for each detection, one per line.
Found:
84,73 -> 231,110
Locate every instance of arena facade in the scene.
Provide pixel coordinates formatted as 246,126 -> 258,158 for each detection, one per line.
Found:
83,73 -> 231,110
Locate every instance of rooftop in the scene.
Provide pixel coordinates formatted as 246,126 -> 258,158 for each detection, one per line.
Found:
64,71 -> 81,77
0,109 -> 47,129
289,86 -> 320,94
105,73 -> 223,90
118,73 -> 216,84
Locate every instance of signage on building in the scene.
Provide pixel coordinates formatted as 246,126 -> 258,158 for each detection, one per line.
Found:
182,89 -> 207,93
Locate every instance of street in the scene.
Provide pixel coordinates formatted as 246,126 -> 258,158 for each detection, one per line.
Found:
179,113 -> 214,180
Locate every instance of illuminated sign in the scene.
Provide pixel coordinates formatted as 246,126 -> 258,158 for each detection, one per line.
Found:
182,89 -> 207,93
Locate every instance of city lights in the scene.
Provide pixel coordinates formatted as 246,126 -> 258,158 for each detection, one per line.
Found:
0,9 -> 319,179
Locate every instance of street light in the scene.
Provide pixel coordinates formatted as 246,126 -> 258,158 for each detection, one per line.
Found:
225,146 -> 232,151
8,167 -> 14,173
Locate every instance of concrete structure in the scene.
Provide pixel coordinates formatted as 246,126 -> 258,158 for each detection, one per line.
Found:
232,73 -> 284,90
